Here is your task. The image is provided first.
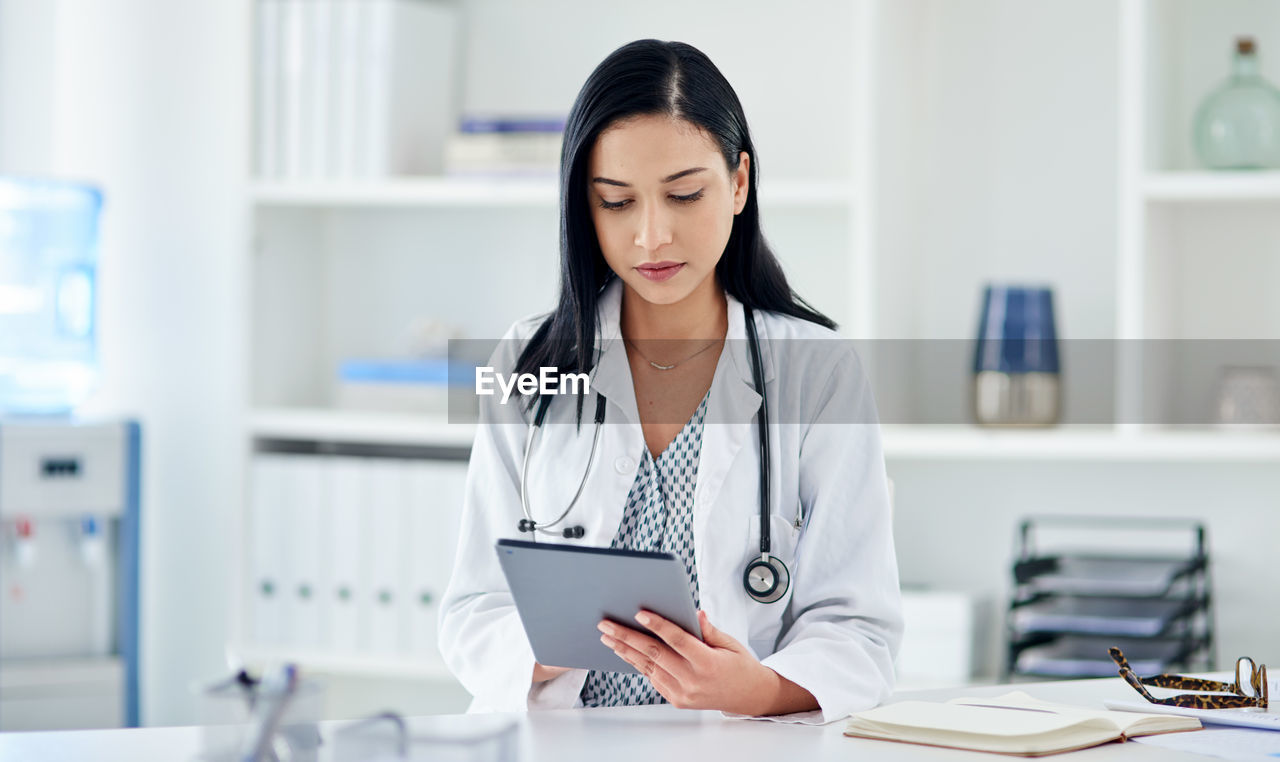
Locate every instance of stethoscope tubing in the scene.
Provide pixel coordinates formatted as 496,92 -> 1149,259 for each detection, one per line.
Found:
520,394 -> 607,537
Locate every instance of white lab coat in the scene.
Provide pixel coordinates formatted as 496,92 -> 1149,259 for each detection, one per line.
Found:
438,278 -> 903,724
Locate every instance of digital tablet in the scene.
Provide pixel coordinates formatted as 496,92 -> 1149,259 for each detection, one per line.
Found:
495,539 -> 702,674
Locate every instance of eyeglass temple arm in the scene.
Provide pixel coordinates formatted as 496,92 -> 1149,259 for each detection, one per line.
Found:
1110,647 -> 1239,692
1141,674 -> 1237,692
1118,667 -> 1162,704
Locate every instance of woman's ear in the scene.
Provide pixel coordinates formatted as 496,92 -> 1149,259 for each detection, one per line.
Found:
732,151 -> 750,215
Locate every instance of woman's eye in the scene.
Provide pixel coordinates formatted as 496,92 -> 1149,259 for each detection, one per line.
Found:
596,189 -> 704,211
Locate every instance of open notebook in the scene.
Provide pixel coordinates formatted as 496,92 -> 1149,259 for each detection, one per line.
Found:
844,691 -> 1201,757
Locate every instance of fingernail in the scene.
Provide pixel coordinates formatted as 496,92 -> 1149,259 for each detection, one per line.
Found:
598,622 -> 613,635
600,634 -> 614,647
635,612 -> 650,626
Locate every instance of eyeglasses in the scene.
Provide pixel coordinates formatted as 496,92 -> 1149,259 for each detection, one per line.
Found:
1109,647 -> 1268,710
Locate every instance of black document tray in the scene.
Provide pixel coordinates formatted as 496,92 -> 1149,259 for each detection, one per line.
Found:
1011,596 -> 1198,638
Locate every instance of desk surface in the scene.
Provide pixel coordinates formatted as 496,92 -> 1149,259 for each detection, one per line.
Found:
0,677 -> 1221,761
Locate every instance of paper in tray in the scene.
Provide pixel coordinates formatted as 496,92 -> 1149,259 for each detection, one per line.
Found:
1015,635 -> 1190,677
1027,556 -> 1198,597
1012,596 -> 1195,637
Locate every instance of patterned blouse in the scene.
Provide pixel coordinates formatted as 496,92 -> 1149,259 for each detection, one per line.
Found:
578,391 -> 708,707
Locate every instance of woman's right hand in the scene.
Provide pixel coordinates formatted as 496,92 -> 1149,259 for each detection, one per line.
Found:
532,662 -> 572,683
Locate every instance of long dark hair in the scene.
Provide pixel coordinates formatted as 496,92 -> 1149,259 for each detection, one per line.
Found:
515,39 -> 835,410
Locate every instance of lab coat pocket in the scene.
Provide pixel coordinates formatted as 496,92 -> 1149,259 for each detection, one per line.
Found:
745,509 -> 802,571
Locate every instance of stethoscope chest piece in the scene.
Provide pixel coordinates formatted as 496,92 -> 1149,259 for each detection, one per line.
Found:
743,554 -> 790,604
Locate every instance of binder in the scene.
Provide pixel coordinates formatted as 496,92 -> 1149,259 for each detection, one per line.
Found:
405,459 -> 467,661
366,458 -> 406,655
282,454 -> 324,649
249,455 -> 289,645
307,0 -> 333,178
255,0 -> 282,178
325,456 -> 366,652
358,0 -> 457,176
404,460 -> 435,658
331,0 -> 364,177
428,460 -> 467,611
279,0 -> 308,178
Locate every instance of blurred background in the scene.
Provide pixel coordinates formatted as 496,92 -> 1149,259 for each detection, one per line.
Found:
1,0 -> 1279,732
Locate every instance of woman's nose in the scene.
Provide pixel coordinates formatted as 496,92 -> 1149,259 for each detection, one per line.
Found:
634,202 -> 673,253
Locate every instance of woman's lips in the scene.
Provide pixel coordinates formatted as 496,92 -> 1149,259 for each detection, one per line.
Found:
636,262 -> 685,282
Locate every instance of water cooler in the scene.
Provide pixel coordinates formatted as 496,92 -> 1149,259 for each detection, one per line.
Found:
0,176 -> 140,729
0,419 -> 141,729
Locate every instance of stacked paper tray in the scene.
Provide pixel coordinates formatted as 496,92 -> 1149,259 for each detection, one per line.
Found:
1011,596 -> 1197,637
1015,635 -> 1194,678
1023,556 -> 1200,597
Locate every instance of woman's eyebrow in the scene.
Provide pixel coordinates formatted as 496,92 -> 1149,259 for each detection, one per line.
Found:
591,167 -> 707,187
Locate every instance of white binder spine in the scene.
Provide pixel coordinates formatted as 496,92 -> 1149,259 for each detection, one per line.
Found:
366,458 -> 405,655
325,456 -> 365,651
255,0 -> 282,178
284,455 -> 324,649
250,455 -> 288,646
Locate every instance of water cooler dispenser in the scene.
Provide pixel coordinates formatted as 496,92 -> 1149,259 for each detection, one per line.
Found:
0,420 -> 141,729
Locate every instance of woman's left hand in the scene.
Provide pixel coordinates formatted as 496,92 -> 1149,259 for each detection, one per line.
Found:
598,609 -> 779,716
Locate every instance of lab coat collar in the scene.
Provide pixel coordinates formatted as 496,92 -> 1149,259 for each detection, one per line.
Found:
588,276 -> 775,427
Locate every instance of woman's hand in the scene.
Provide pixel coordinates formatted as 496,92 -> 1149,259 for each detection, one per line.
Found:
598,609 -> 817,716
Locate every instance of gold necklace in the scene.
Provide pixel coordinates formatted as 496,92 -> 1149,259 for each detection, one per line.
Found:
624,337 -> 720,371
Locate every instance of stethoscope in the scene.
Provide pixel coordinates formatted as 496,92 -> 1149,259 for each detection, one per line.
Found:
516,307 -> 795,604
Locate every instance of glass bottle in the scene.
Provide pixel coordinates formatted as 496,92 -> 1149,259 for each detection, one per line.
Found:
1192,37 -> 1280,170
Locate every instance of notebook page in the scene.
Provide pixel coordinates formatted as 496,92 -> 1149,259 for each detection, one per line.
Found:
950,691 -> 1198,734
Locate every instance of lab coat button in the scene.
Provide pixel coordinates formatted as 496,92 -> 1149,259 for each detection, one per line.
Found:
614,456 -> 636,474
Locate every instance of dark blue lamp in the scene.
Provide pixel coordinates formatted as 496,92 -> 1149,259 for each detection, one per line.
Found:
972,285 -> 1061,426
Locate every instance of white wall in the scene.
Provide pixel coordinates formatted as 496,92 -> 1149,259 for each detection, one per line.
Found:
0,0 -> 248,726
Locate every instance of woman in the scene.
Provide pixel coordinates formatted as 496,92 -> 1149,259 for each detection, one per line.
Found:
438,39 -> 902,723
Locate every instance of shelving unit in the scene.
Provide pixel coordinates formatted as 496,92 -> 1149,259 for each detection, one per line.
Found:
237,0 -> 1280,688
1118,0 -> 1280,429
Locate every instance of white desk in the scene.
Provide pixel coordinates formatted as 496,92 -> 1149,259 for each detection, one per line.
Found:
0,677 -> 1221,761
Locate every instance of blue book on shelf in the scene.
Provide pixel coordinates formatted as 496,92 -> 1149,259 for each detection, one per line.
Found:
458,115 -> 566,134
338,358 -> 475,387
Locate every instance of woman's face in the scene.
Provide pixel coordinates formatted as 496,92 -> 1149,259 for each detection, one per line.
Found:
587,115 -> 749,308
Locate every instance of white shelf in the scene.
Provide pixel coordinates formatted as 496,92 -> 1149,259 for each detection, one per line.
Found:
249,176 -> 855,209
1144,172 -> 1280,202
249,407 -> 476,449
249,411 -> 1280,462
881,425 -> 1280,462
233,645 -> 456,681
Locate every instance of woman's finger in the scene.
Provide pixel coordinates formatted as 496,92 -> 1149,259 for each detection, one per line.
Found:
636,610 -> 703,661
599,621 -> 694,681
603,633 -> 681,684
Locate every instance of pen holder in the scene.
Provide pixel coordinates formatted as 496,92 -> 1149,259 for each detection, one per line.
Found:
196,669 -> 325,762
972,285 -> 1062,426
